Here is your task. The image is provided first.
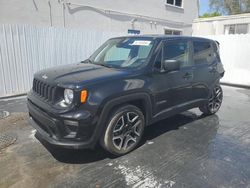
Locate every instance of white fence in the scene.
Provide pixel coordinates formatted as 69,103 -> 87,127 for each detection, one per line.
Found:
0,24 -> 125,97
197,34 -> 250,87
1,25 -> 250,98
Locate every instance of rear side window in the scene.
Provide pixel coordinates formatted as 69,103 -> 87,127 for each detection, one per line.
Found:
193,41 -> 214,65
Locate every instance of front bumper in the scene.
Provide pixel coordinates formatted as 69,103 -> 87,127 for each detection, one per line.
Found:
27,100 -> 97,149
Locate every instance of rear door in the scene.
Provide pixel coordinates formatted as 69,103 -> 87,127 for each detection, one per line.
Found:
191,39 -> 220,100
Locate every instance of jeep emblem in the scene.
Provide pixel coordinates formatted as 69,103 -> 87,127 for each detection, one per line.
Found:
42,74 -> 48,79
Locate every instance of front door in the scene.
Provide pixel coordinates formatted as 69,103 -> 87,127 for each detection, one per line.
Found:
151,39 -> 194,116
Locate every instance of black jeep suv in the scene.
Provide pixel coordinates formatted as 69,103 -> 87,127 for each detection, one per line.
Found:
28,35 -> 224,155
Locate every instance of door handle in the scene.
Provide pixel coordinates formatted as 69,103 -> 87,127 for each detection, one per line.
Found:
182,72 -> 193,80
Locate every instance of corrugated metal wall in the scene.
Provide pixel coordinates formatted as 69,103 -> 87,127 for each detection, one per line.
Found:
0,24 -> 125,97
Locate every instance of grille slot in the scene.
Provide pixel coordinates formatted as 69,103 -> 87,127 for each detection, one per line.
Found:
33,79 -> 56,103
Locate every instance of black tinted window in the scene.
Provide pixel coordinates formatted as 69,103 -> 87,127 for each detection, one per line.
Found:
175,0 -> 182,6
166,0 -> 182,7
193,41 -> 214,65
163,41 -> 190,68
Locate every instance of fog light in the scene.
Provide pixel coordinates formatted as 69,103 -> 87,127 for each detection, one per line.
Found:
64,120 -> 78,138
64,120 -> 79,127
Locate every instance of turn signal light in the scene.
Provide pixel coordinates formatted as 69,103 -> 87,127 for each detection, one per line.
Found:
80,90 -> 88,103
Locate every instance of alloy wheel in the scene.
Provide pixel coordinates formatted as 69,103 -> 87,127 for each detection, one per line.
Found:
112,112 -> 143,151
208,85 -> 223,113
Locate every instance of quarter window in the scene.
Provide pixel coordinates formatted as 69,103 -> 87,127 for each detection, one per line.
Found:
193,41 -> 214,65
166,0 -> 182,7
154,50 -> 162,70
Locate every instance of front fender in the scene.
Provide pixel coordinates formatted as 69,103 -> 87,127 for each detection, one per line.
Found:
98,92 -> 153,125
91,92 -> 153,144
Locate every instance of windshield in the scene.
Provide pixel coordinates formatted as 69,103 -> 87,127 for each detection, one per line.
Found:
89,37 -> 154,69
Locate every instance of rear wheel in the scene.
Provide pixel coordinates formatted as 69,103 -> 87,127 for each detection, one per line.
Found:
199,85 -> 223,115
100,105 -> 145,156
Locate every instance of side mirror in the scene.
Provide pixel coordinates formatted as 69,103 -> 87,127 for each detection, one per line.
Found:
162,59 -> 180,72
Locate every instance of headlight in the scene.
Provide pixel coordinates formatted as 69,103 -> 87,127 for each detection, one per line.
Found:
64,89 -> 74,104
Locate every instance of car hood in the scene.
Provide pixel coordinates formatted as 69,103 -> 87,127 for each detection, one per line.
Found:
34,63 -> 131,89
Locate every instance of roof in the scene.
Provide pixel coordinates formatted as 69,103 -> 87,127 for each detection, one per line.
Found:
112,35 -> 214,41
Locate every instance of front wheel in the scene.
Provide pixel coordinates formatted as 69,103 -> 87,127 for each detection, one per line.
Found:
199,85 -> 223,115
100,105 -> 145,156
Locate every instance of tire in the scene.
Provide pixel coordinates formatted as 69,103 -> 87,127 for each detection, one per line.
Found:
100,105 -> 145,156
199,84 -> 223,115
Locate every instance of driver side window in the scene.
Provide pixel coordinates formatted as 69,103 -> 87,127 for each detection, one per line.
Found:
163,40 -> 190,68
154,40 -> 191,70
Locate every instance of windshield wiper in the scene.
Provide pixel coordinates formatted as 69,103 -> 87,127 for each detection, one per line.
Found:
82,59 -> 93,64
83,59 -> 112,68
97,63 -> 112,68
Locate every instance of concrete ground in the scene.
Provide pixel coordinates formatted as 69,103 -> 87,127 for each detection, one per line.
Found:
0,86 -> 249,188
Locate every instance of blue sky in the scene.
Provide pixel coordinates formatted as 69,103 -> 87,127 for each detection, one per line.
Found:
199,0 -> 210,15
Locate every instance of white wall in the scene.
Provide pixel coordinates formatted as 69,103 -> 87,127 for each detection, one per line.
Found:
195,35 -> 250,86
0,0 -> 198,35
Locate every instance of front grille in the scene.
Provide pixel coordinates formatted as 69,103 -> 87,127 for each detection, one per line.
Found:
33,79 -> 56,102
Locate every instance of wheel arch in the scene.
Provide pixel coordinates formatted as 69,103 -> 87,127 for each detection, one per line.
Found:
92,92 -> 153,145
98,92 -> 152,125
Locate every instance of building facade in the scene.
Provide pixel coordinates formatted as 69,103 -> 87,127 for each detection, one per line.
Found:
193,13 -> 250,35
0,0 -> 198,35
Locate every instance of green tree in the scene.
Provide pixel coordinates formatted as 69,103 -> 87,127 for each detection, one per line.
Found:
209,0 -> 250,15
199,12 -> 222,18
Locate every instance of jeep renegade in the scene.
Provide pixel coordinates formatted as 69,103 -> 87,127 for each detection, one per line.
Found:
28,35 -> 225,155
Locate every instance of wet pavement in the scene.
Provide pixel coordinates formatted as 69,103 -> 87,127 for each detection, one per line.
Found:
0,85 -> 249,188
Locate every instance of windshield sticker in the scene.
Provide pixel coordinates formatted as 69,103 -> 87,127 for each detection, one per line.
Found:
131,40 -> 151,46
